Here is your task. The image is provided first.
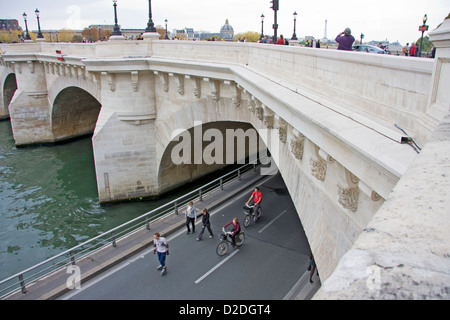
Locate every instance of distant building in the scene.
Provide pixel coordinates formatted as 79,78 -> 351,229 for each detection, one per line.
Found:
220,19 -> 234,40
0,19 -> 21,31
187,19 -> 235,41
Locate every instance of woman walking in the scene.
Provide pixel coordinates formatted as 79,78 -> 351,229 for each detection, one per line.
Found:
196,208 -> 214,241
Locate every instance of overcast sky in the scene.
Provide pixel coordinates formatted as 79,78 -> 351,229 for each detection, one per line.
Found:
1,0 -> 449,44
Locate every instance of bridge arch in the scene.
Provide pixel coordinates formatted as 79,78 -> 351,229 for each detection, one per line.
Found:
51,86 -> 101,141
1,73 -> 16,119
158,120 -> 265,193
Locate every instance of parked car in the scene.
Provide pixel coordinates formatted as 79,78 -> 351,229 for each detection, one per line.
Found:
352,44 -> 386,54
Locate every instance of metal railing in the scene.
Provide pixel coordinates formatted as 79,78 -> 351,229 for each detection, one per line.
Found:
0,162 -> 260,299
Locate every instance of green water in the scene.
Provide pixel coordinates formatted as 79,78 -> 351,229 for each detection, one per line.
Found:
0,120 -> 210,280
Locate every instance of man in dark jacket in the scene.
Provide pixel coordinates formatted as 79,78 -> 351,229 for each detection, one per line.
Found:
196,208 -> 213,240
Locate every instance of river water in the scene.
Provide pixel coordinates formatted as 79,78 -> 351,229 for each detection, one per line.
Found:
0,119 -> 232,281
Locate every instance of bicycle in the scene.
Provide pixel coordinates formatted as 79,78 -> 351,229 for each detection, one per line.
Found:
216,231 -> 245,256
243,203 -> 262,228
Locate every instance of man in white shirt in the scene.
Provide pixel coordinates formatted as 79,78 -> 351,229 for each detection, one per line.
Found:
153,232 -> 169,275
185,201 -> 197,234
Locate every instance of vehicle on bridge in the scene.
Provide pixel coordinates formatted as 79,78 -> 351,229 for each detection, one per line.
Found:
352,44 -> 386,54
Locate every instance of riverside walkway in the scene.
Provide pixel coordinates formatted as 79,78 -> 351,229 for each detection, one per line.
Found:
2,165 -> 319,300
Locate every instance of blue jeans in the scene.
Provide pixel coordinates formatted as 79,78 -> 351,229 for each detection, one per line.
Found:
157,251 -> 166,267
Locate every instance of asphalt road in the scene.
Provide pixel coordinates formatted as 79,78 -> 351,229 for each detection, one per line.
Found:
61,172 -> 314,300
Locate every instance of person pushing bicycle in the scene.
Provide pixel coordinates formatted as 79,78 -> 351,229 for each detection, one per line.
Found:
246,186 -> 262,219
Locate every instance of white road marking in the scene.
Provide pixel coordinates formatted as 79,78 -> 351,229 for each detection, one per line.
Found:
194,249 -> 240,284
258,210 -> 286,234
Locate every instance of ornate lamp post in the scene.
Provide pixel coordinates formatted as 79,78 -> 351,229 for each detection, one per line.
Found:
112,0 -> 122,36
418,14 -> 429,57
145,0 -> 157,32
165,19 -> 169,39
270,0 -> 279,42
291,11 -> 298,40
260,14 -> 265,40
35,9 -> 44,39
22,12 -> 32,40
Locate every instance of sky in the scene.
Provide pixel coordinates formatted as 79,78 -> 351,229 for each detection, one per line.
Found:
1,0 -> 449,44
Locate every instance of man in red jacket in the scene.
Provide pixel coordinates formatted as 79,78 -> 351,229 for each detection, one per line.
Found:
409,42 -> 417,57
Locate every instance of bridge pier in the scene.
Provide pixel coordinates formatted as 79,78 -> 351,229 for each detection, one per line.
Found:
8,61 -> 53,145
93,71 -> 158,203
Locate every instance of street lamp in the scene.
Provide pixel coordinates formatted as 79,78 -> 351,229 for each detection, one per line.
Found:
22,12 -> 32,40
35,9 -> 44,39
112,0 -> 122,36
270,0 -> 279,42
418,14 -> 429,57
145,0 -> 157,32
260,14 -> 265,40
165,19 -> 169,39
291,11 -> 298,40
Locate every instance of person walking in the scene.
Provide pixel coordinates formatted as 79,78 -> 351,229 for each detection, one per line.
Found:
308,253 -> 318,283
276,34 -> 285,45
185,201 -> 197,234
335,28 -> 355,51
409,42 -> 417,57
153,232 -> 169,275
196,208 -> 213,241
403,43 -> 410,56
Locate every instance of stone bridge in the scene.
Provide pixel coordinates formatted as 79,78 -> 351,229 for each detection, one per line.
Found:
1,20 -> 449,298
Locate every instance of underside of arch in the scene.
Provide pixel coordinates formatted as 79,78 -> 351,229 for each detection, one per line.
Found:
2,73 -> 17,119
158,121 -> 268,194
52,86 -> 101,141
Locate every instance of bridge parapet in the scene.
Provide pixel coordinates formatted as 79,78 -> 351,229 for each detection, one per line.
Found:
314,17 -> 450,300
1,35 -> 436,147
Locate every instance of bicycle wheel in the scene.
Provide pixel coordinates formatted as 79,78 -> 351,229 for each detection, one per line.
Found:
236,233 -> 245,247
216,241 -> 228,256
243,215 -> 251,228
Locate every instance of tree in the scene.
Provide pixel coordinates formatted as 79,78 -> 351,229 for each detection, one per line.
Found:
416,36 -> 433,52
156,25 -> 167,39
234,31 -> 260,42
80,27 -> 111,42
58,29 -> 76,42
0,30 -> 22,43
71,35 -> 83,43
203,35 -> 223,41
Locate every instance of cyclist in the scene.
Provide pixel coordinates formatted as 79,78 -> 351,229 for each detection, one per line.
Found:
246,186 -> 262,219
222,217 -> 241,247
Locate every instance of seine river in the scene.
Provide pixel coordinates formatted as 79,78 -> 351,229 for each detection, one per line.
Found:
0,119 -> 230,281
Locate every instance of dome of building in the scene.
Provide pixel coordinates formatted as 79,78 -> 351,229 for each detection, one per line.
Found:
220,19 -> 234,39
